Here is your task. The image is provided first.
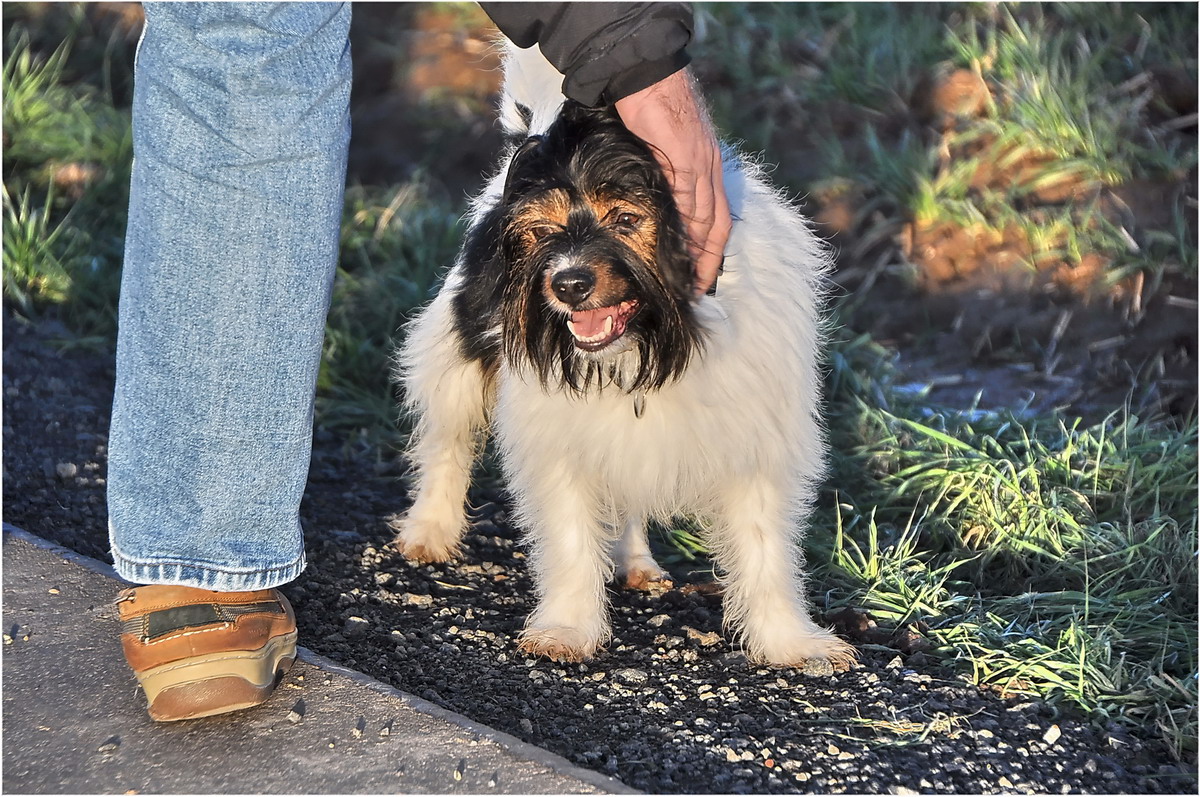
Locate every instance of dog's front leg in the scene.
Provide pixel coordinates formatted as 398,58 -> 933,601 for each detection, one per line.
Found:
513,473 -> 613,662
712,476 -> 856,668
392,292 -> 489,563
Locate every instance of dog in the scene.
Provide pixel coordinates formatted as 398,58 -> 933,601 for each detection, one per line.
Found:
392,42 -> 854,669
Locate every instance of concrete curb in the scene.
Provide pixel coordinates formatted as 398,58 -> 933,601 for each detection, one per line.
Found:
2,523 -> 636,794
299,650 -> 637,794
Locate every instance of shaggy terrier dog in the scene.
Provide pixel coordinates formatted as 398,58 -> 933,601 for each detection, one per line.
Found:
393,42 -> 854,668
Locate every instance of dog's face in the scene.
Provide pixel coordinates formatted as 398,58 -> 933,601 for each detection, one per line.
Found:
484,102 -> 704,393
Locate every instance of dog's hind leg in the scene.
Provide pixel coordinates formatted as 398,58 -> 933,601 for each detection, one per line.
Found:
710,476 -> 856,669
391,291 -> 489,563
613,516 -> 673,592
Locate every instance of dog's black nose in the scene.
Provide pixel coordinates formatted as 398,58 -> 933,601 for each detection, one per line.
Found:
550,268 -> 596,305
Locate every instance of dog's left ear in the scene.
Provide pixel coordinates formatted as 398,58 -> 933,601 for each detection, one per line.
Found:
656,202 -> 699,300
502,136 -> 544,205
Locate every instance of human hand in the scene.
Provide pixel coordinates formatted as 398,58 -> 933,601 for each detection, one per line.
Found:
615,69 -> 731,297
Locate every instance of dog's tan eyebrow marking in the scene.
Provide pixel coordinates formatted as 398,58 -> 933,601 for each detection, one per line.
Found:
513,188 -> 572,230
580,190 -> 656,223
581,193 -> 627,220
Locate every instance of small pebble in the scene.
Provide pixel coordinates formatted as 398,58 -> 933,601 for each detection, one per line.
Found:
56,462 -> 77,479
97,736 -> 120,754
683,626 -> 721,647
1043,725 -> 1062,745
614,668 -> 648,685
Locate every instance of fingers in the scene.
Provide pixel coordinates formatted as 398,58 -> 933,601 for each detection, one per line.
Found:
697,153 -> 732,295
646,131 -> 728,296
688,144 -> 730,295
614,68 -> 733,299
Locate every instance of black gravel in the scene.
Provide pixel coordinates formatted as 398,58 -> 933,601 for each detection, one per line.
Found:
4,311 -> 1196,795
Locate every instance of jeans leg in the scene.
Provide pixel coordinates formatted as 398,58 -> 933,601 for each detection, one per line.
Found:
108,2 -> 352,590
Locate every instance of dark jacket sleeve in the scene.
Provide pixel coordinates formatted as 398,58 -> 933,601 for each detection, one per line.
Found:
479,2 -> 693,106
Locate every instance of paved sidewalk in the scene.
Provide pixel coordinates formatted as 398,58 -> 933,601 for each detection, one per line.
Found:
2,526 -> 634,794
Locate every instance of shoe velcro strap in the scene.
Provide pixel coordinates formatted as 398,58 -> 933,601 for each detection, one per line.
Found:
125,601 -> 285,641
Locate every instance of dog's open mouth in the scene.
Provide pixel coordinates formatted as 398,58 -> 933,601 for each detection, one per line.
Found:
566,300 -> 640,351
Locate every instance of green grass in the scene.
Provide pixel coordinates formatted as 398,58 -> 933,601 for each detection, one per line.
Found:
3,182 -> 73,310
318,180 -> 465,452
694,1 -> 1198,287
4,1 -> 1197,763
2,31 -> 131,338
814,345 -> 1197,756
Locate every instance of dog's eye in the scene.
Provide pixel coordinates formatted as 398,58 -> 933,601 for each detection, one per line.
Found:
529,225 -> 557,242
613,212 -> 642,230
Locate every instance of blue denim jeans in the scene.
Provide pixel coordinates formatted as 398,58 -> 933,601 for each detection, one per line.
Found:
108,2 -> 352,590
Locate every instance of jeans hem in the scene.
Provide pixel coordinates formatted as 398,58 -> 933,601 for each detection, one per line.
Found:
111,548 -> 306,591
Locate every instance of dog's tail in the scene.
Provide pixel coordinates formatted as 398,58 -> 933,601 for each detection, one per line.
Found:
497,39 -> 567,138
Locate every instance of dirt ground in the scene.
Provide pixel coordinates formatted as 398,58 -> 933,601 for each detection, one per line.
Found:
5,311 -> 1193,794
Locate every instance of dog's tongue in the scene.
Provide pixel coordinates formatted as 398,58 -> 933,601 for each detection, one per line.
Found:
571,307 -> 618,338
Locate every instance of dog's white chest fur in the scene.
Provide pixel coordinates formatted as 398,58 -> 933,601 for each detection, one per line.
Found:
494,193 -> 824,522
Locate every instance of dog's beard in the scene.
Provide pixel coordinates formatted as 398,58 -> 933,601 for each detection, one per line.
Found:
500,232 -> 702,395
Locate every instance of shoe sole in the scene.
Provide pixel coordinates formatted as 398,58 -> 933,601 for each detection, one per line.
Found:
137,630 -> 298,722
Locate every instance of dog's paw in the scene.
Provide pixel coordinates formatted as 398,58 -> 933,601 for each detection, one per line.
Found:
750,629 -> 858,672
394,537 -> 459,564
617,558 -> 674,593
390,516 -> 461,564
517,626 -> 602,662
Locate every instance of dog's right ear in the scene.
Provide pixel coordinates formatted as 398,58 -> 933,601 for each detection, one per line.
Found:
502,135 -> 544,205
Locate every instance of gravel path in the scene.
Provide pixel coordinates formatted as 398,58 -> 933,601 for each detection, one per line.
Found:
3,311 -> 1194,794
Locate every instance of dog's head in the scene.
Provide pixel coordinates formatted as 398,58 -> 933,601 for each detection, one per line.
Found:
482,101 -> 704,393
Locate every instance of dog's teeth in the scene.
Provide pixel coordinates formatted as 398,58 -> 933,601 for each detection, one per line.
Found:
567,311 -> 623,346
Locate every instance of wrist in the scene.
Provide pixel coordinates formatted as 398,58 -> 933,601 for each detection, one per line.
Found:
605,51 -> 692,106
614,68 -> 696,128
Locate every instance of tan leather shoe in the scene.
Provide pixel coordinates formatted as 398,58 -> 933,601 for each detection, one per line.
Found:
117,585 -> 297,721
